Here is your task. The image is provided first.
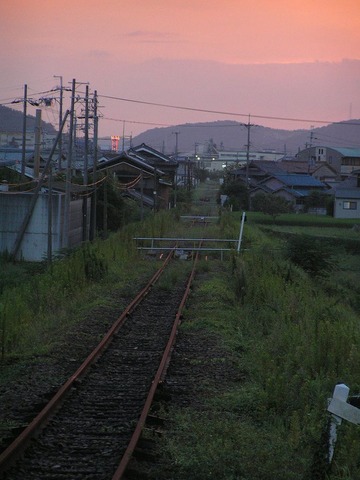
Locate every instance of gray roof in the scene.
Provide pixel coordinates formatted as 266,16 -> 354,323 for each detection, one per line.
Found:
331,147 -> 360,158
273,174 -> 325,188
335,189 -> 360,199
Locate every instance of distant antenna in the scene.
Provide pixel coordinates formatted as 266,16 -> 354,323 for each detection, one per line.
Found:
349,102 -> 353,120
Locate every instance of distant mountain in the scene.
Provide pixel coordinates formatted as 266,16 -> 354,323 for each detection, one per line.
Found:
0,105 -> 57,134
132,119 -> 360,156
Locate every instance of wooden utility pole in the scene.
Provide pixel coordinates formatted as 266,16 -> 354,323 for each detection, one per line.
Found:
140,170 -> 144,221
103,173 -> 108,235
33,109 -> 41,178
47,161 -> 53,266
64,78 -> 76,248
243,116 -> 255,211
172,131 -> 180,207
82,85 -> 89,242
54,75 -> 63,169
244,117 -> 252,189
21,84 -> 27,180
90,90 -> 98,241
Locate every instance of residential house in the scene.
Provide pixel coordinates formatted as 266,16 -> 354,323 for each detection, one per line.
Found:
331,170 -> 360,219
252,173 -> 327,211
96,146 -> 174,210
230,160 -> 288,187
230,160 -> 328,211
131,143 -> 178,181
295,146 -> 360,179
279,158 -> 339,186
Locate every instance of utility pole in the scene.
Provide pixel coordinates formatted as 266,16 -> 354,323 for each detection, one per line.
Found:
47,159 -> 53,266
172,131 -> 180,206
90,90 -> 98,241
21,84 -> 27,180
244,117 -> 253,188
307,125 -> 317,172
53,75 -> 63,170
187,158 -> 191,191
243,116 -> 256,210
64,78 -> 76,248
173,131 -> 180,159
33,109 -> 41,178
153,167 -> 157,213
82,84 -> 89,242
122,121 -> 125,151
140,170 -> 144,221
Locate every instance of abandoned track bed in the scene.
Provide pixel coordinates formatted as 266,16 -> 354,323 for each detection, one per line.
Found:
0,254 -> 195,479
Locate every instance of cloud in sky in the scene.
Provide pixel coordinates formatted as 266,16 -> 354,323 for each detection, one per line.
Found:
124,30 -> 178,44
1,0 -> 360,137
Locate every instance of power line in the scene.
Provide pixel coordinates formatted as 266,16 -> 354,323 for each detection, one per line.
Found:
99,93 -> 360,127
102,117 -> 170,127
2,82 -> 360,144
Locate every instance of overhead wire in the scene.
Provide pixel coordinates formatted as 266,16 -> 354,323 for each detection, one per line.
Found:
2,85 -> 359,130
98,93 -> 360,127
1,82 -> 360,155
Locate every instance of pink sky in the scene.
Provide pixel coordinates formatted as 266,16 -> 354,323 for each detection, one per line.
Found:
1,0 -> 360,140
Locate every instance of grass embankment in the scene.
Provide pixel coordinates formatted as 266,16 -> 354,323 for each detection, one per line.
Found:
155,213 -> 360,480
0,212 -> 185,361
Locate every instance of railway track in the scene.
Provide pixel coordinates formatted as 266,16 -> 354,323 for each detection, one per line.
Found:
0,248 -> 199,479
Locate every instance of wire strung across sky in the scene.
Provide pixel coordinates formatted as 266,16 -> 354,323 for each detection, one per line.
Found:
98,93 -> 360,127
1,87 -> 360,132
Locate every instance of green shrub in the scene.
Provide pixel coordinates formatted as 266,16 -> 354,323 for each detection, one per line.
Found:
286,234 -> 337,277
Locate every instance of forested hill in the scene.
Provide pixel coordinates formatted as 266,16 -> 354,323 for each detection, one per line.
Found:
132,119 -> 360,156
0,105 -> 57,134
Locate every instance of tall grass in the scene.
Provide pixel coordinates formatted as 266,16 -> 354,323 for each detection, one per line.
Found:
0,211 -> 180,360
159,221 -> 360,479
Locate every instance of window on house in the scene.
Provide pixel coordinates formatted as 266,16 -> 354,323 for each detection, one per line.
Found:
343,201 -> 357,210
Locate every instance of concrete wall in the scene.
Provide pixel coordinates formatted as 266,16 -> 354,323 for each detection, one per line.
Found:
0,192 -> 87,261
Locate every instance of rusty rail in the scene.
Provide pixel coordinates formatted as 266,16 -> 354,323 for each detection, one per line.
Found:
112,247 -> 201,479
0,249 -> 174,475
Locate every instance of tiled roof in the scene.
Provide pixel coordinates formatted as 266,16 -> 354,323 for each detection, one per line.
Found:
274,174 -> 325,187
335,189 -> 360,199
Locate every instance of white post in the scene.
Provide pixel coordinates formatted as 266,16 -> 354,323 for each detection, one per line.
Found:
328,384 -> 350,463
237,211 -> 246,253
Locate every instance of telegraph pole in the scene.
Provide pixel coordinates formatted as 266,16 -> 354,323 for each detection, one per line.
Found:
244,116 -> 253,188
243,116 -> 256,210
64,78 -> 76,248
82,84 -> 89,242
173,131 -> 180,159
21,84 -> 27,180
33,109 -> 41,178
53,75 -> 63,169
122,121 -> 125,151
172,131 -> 180,206
307,125 -> 317,172
90,90 -> 98,241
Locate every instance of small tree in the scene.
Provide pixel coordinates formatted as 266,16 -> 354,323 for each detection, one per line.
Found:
219,179 -> 249,211
287,235 -> 336,277
303,191 -> 328,212
252,193 -> 292,219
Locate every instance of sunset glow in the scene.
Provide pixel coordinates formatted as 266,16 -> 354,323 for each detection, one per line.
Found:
1,0 -> 360,136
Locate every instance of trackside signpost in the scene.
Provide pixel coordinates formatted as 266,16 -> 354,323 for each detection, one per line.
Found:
327,383 -> 360,463
237,211 -> 246,253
